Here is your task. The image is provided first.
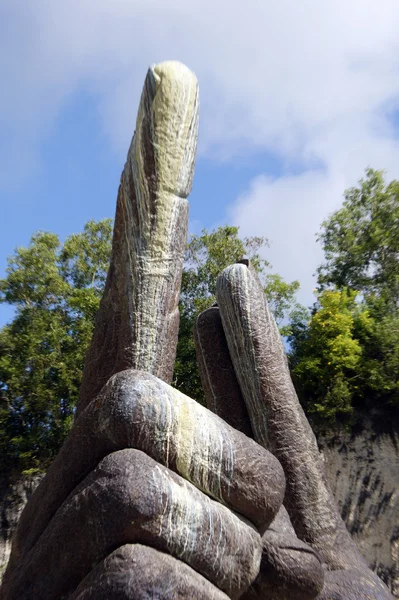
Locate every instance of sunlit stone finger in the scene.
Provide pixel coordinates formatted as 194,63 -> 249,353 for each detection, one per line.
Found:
77,61 -> 199,417
194,306 -> 325,600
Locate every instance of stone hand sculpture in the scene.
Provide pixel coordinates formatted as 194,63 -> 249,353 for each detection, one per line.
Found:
0,61 -> 393,600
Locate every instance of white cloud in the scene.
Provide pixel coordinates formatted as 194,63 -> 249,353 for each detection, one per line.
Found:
2,0 -> 399,155
228,170 -> 340,306
229,130 -> 399,307
228,107 -> 399,308
1,0 -> 399,301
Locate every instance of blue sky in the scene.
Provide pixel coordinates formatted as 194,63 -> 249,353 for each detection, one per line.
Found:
1,0 -> 399,327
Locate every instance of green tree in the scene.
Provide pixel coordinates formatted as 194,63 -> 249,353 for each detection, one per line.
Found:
352,296 -> 399,409
289,168 -> 399,425
317,168 -> 399,305
289,289 -> 367,424
263,274 -> 301,336
316,168 -> 399,414
0,220 -> 112,473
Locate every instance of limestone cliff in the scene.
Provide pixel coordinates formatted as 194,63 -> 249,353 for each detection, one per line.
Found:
0,474 -> 43,580
319,421 -> 399,597
1,422 -> 398,596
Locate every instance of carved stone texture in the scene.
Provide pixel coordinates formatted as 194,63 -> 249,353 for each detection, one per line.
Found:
194,306 -> 254,437
194,306 -> 324,600
4,449 -> 261,599
70,545 -> 230,600
2,371 -> 285,599
216,261 -> 393,599
216,263 -> 361,564
77,61 -> 199,416
243,506 -> 325,600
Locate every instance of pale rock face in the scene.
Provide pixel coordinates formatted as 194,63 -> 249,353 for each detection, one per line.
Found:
319,425 -> 399,597
0,475 -> 42,582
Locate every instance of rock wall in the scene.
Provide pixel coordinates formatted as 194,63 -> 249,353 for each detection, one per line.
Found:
0,474 -> 43,581
1,422 -> 398,596
319,421 -> 399,597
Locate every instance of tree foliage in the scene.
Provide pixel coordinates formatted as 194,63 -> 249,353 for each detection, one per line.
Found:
317,168 -> 399,305
289,290 -> 366,423
290,169 -> 399,426
3,168 -> 399,468
352,297 -> 399,408
173,226 -> 301,400
0,220 -> 112,473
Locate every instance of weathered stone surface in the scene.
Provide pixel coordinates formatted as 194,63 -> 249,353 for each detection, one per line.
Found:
70,544 -> 230,600
2,426 -> 398,596
5,370 -> 284,580
243,507 -> 324,600
194,305 -> 325,600
0,474 -> 43,581
194,305 -> 398,598
216,261 -> 393,598
194,306 -> 254,437
318,569 -> 392,600
3,449 -> 262,599
216,263 -> 359,562
77,61 -> 199,417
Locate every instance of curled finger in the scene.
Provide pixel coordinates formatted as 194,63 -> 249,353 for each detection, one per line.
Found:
195,305 -> 324,600
4,449 -> 261,600
7,371 -> 284,577
70,544 -> 230,600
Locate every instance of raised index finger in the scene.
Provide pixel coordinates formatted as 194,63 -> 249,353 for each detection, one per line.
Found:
77,61 -> 199,416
